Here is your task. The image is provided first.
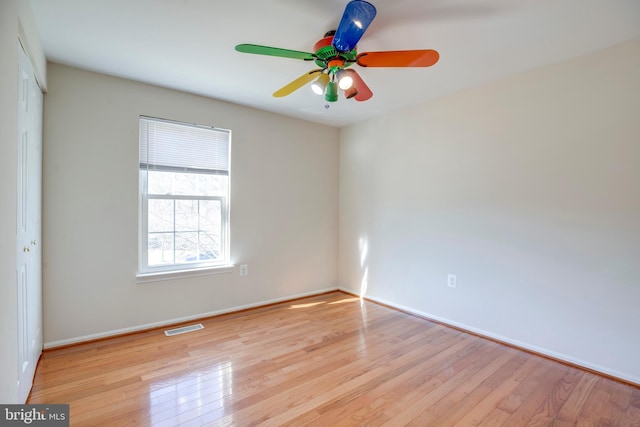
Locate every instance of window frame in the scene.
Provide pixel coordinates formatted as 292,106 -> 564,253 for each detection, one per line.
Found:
137,116 -> 231,279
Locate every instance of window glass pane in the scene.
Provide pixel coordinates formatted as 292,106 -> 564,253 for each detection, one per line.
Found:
148,199 -> 174,233
148,171 -> 228,197
175,200 -> 198,232
199,232 -> 219,261
199,200 -> 221,231
147,171 -> 173,195
148,233 -> 174,266
207,175 -> 228,196
175,232 -> 198,264
174,173 -> 199,196
199,201 -> 221,261
146,198 -> 224,268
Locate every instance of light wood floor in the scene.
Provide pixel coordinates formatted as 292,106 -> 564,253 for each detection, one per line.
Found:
29,291 -> 640,426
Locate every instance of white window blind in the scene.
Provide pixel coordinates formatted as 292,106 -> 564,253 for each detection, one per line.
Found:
139,116 -> 230,175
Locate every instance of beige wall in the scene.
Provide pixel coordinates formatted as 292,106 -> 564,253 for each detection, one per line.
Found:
42,64 -> 339,346
339,39 -> 640,383
0,0 -> 47,404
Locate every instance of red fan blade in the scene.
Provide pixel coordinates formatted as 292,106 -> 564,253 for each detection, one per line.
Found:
345,69 -> 373,102
356,50 -> 440,67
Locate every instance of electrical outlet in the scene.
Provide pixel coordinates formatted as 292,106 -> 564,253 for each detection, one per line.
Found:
448,274 -> 456,288
239,264 -> 248,276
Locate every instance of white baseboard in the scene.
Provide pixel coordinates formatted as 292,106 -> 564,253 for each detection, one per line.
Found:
339,287 -> 640,386
44,287 -> 339,349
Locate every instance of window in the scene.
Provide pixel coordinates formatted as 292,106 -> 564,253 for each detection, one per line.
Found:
138,116 -> 230,276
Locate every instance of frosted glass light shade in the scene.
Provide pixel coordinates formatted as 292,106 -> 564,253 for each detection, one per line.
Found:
311,73 -> 330,95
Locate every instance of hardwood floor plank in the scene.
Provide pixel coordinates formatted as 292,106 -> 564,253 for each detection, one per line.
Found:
555,372 -> 600,422
477,407 -> 513,426
452,356 -> 540,426
408,348 -> 521,424
376,344 -> 507,426
597,377 -> 633,426
526,367 -> 585,426
225,327 -> 464,426
500,362 -> 569,426
423,351 -> 528,427
575,388 -> 610,425
311,336 -> 472,426
27,291 -> 639,426
620,388 -> 640,426
278,331 -> 471,426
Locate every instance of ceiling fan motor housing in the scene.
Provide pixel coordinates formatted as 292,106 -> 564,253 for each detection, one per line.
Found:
313,34 -> 357,70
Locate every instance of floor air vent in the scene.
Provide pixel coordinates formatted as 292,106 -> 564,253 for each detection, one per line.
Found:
164,323 -> 204,336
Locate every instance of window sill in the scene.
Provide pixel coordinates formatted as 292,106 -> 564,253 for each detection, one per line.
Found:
136,264 -> 234,284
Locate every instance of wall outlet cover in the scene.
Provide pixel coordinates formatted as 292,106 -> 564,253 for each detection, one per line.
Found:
239,264 -> 249,276
448,274 -> 456,288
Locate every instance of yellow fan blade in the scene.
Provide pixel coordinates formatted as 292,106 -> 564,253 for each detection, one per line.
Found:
273,69 -> 322,97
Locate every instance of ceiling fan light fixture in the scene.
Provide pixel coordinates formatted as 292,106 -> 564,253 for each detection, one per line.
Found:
337,71 -> 354,90
325,81 -> 339,102
344,86 -> 359,99
311,73 -> 330,95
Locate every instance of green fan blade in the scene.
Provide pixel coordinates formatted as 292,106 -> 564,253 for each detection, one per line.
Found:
273,70 -> 322,98
235,44 -> 315,61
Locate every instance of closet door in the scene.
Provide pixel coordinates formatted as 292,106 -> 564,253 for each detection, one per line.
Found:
16,41 -> 43,403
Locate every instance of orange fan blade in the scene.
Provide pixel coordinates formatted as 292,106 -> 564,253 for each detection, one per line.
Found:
345,69 -> 373,102
356,50 -> 439,67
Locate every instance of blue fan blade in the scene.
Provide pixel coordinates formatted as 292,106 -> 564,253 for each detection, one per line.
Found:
332,0 -> 376,53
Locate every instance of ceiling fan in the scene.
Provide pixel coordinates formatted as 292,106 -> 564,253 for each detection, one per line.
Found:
235,0 -> 439,103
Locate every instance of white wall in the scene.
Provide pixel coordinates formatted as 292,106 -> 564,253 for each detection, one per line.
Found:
43,64 -> 339,346
0,0 -> 46,404
339,39 -> 640,383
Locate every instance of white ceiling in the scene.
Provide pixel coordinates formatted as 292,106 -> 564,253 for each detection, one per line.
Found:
29,0 -> 640,128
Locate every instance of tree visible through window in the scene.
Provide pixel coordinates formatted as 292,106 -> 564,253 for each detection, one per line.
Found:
138,116 -> 230,274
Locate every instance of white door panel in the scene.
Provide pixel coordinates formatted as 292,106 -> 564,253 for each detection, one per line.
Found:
16,41 -> 43,403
